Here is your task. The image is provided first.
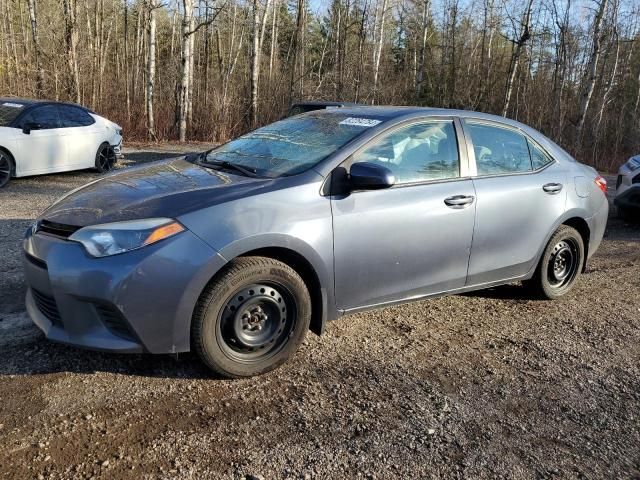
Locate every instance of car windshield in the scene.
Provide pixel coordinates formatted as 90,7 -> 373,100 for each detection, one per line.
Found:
0,102 -> 27,126
204,112 -> 385,177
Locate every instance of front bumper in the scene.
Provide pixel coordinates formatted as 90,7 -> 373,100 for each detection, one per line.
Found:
23,226 -> 226,354
112,139 -> 124,159
614,184 -> 640,210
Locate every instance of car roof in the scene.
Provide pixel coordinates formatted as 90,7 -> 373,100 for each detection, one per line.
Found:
291,101 -> 358,107
0,98 -> 90,110
309,105 -> 553,136
314,105 -> 511,122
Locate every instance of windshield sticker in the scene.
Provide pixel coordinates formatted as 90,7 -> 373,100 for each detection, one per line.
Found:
2,102 -> 24,108
339,117 -> 382,127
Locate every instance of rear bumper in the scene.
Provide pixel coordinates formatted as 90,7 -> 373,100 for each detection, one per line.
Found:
586,198 -> 609,260
23,227 -> 226,354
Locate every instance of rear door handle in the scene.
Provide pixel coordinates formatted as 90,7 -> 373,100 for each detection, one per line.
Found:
543,183 -> 563,194
444,195 -> 475,208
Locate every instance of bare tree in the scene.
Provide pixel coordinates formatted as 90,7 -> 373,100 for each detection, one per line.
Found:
501,0 -> 533,117
26,0 -> 45,96
146,0 -> 159,140
575,0 -> 609,143
372,0 -> 388,104
249,0 -> 260,127
62,0 -> 81,103
414,0 -> 430,102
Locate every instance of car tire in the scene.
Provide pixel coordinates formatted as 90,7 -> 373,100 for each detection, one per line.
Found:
192,256 -> 311,378
525,225 -> 584,300
0,149 -> 15,188
95,143 -> 116,173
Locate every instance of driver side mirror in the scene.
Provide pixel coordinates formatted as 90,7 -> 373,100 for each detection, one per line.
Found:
22,122 -> 42,135
349,162 -> 396,191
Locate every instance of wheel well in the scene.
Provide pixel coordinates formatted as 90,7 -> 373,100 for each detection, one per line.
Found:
239,247 -> 325,336
562,217 -> 590,270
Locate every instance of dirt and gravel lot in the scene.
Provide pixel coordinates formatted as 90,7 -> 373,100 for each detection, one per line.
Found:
0,146 -> 638,479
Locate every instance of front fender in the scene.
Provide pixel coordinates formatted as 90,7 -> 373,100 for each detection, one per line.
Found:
217,233 -> 338,331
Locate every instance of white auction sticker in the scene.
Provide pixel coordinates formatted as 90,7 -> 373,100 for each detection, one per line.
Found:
339,117 -> 382,127
2,102 -> 24,108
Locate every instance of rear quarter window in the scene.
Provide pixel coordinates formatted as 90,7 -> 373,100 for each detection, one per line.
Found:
527,139 -> 554,170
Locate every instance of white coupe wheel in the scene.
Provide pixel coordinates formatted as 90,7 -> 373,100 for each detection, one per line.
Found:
95,143 -> 116,173
0,150 -> 14,188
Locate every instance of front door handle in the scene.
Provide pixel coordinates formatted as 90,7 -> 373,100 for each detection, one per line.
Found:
543,183 -> 563,194
444,195 -> 475,209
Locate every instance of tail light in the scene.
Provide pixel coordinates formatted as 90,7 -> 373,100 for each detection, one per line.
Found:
594,176 -> 607,195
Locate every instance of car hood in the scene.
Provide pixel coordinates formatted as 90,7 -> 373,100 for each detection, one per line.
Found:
40,157 -> 273,226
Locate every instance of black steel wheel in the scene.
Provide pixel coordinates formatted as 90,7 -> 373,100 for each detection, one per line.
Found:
192,256 -> 311,378
525,225 -> 584,299
95,143 -> 116,173
0,150 -> 14,188
217,283 -> 296,363
546,238 -> 579,289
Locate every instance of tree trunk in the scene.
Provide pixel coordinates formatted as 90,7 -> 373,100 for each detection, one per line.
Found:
27,0 -> 45,96
62,0 -> 81,103
268,0 -> 279,81
288,0 -> 304,105
188,13 -> 195,124
502,0 -> 533,117
354,0 -> 368,103
146,0 -> 158,140
414,0 -> 430,102
124,2 -> 131,119
250,0 -> 260,127
177,0 -> 193,142
575,0 -> 609,143
372,0 -> 388,104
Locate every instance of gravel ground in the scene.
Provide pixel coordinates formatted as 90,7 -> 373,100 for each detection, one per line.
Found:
0,147 -> 638,479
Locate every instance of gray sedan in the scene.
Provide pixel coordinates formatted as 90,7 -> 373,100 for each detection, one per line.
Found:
23,107 -> 609,378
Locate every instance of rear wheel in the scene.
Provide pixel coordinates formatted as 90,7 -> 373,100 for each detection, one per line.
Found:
192,256 -> 311,378
525,225 -> 584,300
0,149 -> 14,188
95,143 -> 116,173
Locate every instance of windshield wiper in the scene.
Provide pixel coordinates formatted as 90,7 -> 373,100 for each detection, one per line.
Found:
198,157 -> 260,178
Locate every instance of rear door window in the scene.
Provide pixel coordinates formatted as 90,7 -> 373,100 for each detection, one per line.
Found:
465,122 -> 532,175
59,106 -> 95,127
20,105 -> 62,130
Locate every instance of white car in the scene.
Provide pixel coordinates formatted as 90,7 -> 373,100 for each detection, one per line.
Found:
614,155 -> 640,216
0,98 -> 123,187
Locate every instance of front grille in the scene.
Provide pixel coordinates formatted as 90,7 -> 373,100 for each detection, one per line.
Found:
616,175 -> 623,189
32,289 -> 63,327
36,220 -> 81,239
94,303 -> 136,341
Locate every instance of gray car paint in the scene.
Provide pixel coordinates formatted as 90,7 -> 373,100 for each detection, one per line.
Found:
23,106 -> 609,354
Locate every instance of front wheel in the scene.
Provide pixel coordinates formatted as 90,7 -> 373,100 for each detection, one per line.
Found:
95,143 -> 116,173
525,225 -> 584,300
0,150 -> 14,188
192,256 -> 311,378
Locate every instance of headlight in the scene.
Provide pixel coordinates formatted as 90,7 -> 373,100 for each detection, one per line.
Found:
69,218 -> 184,258
626,157 -> 640,171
